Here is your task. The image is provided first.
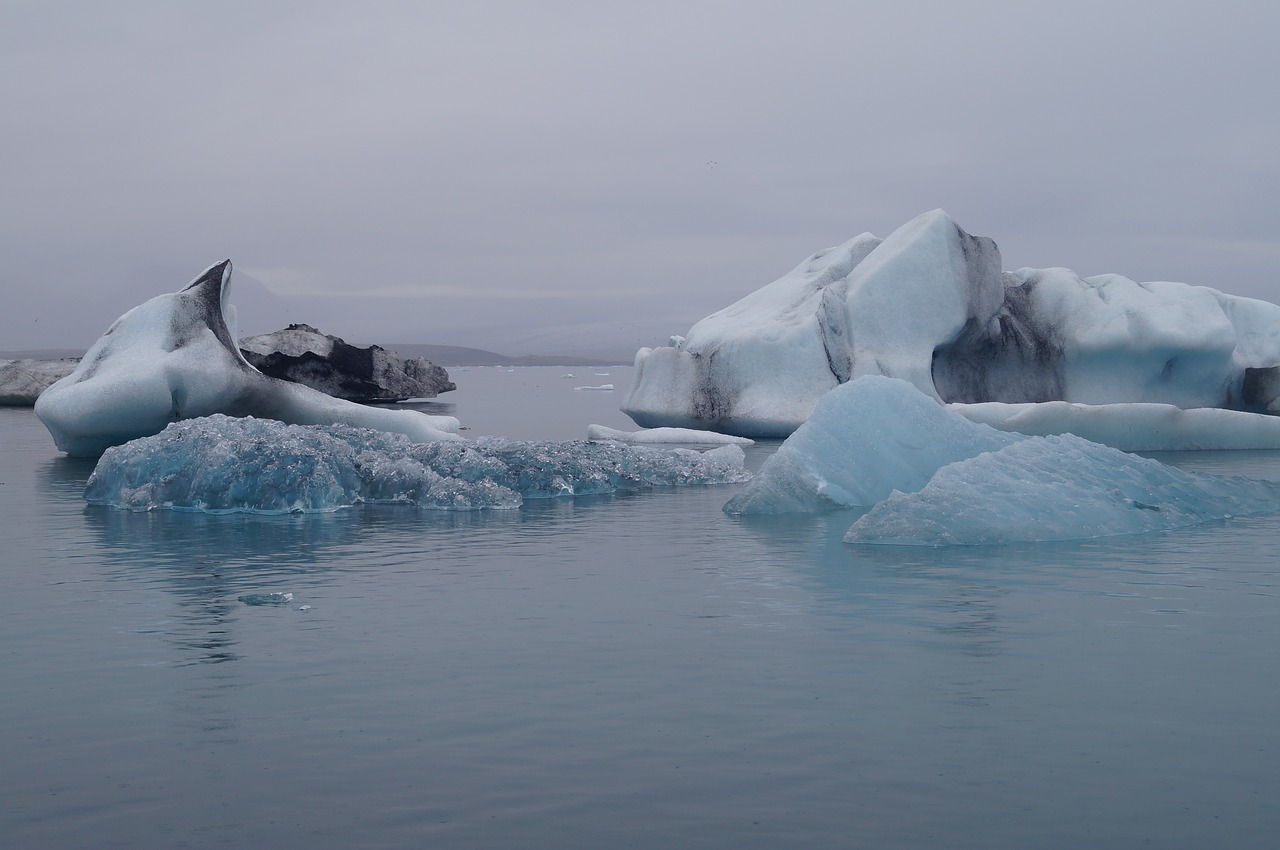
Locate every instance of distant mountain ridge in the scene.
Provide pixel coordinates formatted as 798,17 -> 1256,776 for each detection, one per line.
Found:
376,343 -> 630,367
0,344 -> 632,368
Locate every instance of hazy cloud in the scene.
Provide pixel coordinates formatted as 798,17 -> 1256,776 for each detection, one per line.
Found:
2,0 -> 1277,355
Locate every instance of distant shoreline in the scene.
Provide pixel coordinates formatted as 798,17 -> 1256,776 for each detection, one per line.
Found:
1,343 -> 633,368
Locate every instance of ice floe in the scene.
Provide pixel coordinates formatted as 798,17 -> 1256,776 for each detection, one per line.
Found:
85,414 -> 750,513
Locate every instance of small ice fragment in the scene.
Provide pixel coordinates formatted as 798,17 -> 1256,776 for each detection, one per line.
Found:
574,384 -> 614,391
587,424 -> 753,445
239,592 -> 294,606
298,604 -> 312,611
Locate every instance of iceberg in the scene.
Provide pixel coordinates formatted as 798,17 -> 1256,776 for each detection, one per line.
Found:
35,261 -> 461,456
239,323 -> 455,401
587,424 -> 754,445
845,432 -> 1280,546
623,210 -> 1280,439
723,376 -> 1019,514
0,358 -> 78,406
84,414 -> 751,513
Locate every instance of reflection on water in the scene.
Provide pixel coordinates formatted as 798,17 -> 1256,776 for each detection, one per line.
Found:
6,404 -> 1280,848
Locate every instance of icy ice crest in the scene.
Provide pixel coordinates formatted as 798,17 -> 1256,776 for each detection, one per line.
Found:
84,415 -> 750,513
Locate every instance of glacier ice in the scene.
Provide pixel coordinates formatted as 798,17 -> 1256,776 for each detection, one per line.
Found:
35,261 -> 461,457
84,414 -> 751,513
844,432 -> 1280,546
723,376 -> 1019,514
622,210 -> 1280,440
950,399 -> 1280,451
587,424 -> 754,445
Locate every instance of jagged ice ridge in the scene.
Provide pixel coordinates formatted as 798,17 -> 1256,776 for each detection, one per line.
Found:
84,415 -> 750,514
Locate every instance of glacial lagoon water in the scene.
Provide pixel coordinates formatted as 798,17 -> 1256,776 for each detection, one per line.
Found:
4,365 -> 1280,849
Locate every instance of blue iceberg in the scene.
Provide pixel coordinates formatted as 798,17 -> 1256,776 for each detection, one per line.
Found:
85,414 -> 750,513
723,376 -> 1020,514
845,432 -> 1280,546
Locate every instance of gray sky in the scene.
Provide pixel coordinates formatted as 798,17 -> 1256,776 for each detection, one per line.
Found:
2,0 -> 1278,356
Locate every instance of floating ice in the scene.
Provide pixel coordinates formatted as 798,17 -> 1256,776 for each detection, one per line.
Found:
85,414 -> 750,514
587,424 -> 754,445
723,376 -> 1019,514
950,400 -> 1280,451
239,323 -> 455,401
623,210 -> 1280,439
845,433 -> 1280,546
239,592 -> 293,606
35,261 -> 461,456
575,384 -> 614,392
0,358 -> 78,406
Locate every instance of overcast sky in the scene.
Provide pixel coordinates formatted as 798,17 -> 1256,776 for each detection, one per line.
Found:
2,0 -> 1277,356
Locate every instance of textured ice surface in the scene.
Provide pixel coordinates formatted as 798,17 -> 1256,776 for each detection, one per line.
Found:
587,424 -> 754,445
950,400 -> 1280,451
723,376 -> 1019,514
845,433 -> 1280,546
84,415 -> 750,513
36,261 -> 460,456
623,210 -> 1280,437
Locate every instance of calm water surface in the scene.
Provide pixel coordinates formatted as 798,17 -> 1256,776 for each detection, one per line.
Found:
3,367 -> 1280,848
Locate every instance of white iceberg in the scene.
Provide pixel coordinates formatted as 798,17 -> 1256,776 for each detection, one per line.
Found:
722,376 -> 1019,514
587,424 -> 754,445
845,432 -> 1280,546
35,261 -> 461,456
84,414 -> 750,513
623,210 -> 1280,439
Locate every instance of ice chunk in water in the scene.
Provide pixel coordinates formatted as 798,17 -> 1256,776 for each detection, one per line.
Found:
723,376 -> 1019,514
845,432 -> 1280,546
85,414 -> 750,513
239,592 -> 294,606
587,424 -> 754,445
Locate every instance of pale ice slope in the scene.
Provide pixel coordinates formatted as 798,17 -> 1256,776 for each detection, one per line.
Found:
621,231 -> 886,436
35,262 -> 460,456
85,415 -> 750,513
624,211 -> 1280,437
722,376 -> 1019,515
845,433 -> 1280,546
951,399 -> 1280,451
587,424 -> 754,445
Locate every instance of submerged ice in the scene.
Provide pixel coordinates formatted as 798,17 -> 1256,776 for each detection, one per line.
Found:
845,433 -> 1280,546
85,415 -> 750,513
